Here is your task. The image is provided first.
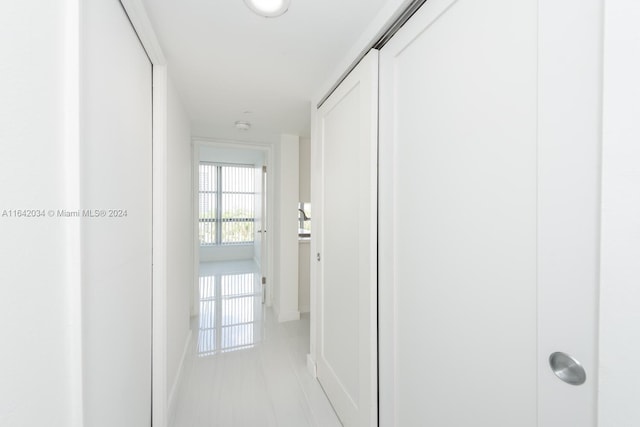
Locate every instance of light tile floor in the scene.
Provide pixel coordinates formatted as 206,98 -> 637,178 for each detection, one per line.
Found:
171,261 -> 342,427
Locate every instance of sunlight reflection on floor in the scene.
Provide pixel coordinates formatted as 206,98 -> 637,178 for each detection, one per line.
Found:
197,263 -> 264,356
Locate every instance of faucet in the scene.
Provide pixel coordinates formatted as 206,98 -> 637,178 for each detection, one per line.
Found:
298,208 -> 310,221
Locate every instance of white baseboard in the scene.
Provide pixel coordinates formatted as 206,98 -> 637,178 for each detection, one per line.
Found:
306,354 -> 317,378
168,329 -> 193,423
278,310 -> 301,323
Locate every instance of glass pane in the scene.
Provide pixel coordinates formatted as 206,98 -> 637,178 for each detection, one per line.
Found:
222,220 -> 254,244
199,163 -> 217,245
220,165 -> 255,244
221,194 -> 254,219
199,192 -> 216,220
221,166 -> 253,192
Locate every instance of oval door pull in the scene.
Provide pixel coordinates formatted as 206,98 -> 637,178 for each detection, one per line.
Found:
549,352 -> 587,386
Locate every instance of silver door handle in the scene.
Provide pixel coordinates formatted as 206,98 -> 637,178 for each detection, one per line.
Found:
549,352 -> 586,386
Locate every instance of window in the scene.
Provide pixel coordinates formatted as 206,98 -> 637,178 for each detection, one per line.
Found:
199,163 -> 217,245
199,163 -> 255,245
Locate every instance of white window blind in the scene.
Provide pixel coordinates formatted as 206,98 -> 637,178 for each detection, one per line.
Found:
199,163 -> 255,245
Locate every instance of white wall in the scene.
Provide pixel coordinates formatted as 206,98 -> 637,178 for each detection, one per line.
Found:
273,142 -> 282,311
298,241 -> 311,313
0,3 -> 75,425
299,137 -> 311,202
275,135 -> 300,322
298,136 -> 311,313
599,1 -> 640,425
199,145 -> 266,165
166,77 -> 193,417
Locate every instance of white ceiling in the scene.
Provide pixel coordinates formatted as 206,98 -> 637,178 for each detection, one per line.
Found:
142,0 -> 388,142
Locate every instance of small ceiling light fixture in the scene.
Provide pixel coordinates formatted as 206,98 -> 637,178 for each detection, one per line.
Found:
235,120 -> 251,131
243,0 -> 290,18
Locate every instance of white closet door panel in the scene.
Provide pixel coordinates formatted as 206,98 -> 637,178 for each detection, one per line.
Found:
316,50 -> 378,426
379,0 -> 539,425
81,0 -> 152,425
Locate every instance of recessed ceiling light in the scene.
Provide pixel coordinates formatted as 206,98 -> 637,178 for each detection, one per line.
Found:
243,0 -> 290,18
235,120 -> 251,131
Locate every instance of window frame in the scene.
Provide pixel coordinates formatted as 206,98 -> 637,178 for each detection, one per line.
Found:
199,162 -> 256,246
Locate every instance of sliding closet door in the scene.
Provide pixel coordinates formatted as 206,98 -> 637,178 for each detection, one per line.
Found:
316,50 -> 378,426
379,0 -> 600,425
379,2 -> 537,423
81,0 -> 152,425
378,0 -> 592,425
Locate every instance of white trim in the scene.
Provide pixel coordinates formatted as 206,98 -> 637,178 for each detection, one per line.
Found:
151,64 -> 169,427
64,0 -> 83,425
168,330 -> 193,423
306,354 -> 317,379
299,306 -> 311,314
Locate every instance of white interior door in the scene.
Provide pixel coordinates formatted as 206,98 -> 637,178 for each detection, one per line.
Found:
378,0 -> 598,426
254,164 -> 268,302
316,50 -> 378,426
261,166 -> 268,300
81,0 -> 152,425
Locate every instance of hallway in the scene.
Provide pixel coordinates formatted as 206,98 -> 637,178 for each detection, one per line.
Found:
3,1 -> 640,425
171,261 -> 341,427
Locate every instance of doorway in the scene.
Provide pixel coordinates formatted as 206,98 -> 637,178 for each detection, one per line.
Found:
192,141 -> 275,314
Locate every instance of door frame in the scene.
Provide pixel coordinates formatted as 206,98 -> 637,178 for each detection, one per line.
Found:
117,1 -> 170,426
191,138 -> 275,313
